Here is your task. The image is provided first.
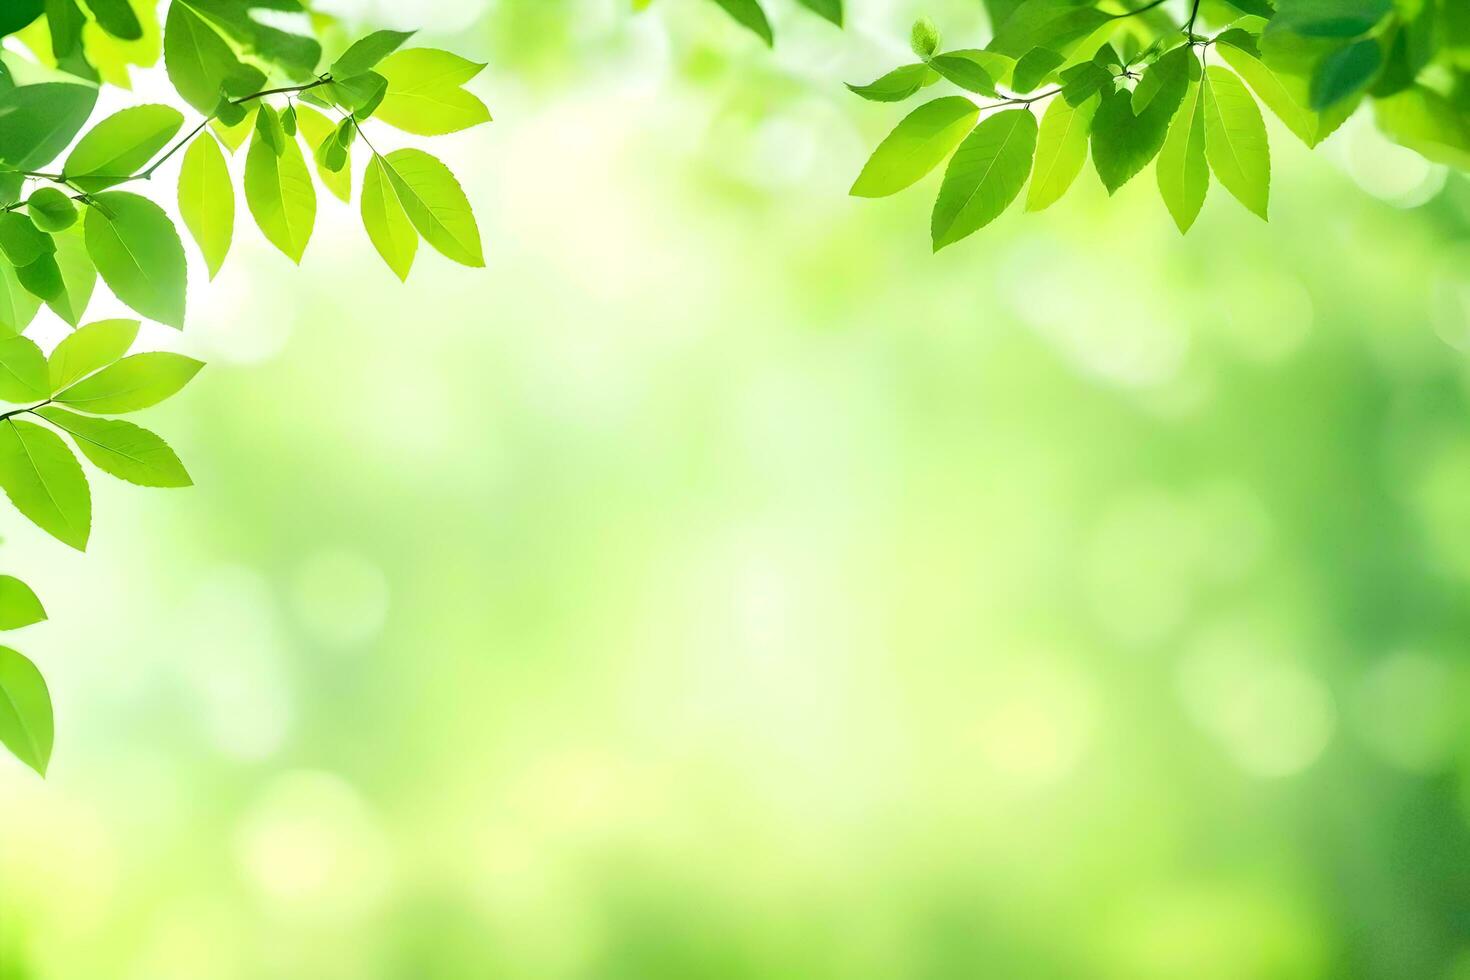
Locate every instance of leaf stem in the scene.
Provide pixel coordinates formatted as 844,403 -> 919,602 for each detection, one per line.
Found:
0,400 -> 51,423
135,77 -> 335,183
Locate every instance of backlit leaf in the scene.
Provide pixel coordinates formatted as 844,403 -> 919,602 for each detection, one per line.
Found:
83,191 -> 187,327
0,646 -> 52,775
35,406 -> 191,487
850,96 -> 979,198
931,107 -> 1037,250
177,132 -> 233,279
0,418 -> 90,550
54,351 -> 202,413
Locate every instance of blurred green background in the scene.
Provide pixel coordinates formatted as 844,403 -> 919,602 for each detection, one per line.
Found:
4,0 -> 1470,976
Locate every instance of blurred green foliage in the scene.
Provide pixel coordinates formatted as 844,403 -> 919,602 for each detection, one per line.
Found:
0,1 -> 1469,978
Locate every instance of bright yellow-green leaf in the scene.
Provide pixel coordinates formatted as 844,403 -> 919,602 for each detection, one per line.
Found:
1026,91 -> 1097,212
1157,79 -> 1209,233
48,317 -> 138,392
63,104 -> 183,191
35,406 -> 191,488
0,261 -> 41,337
0,418 -> 90,550
295,105 -> 351,203
211,105 -> 256,154
375,48 -> 491,136
44,227 -> 95,326
0,335 -> 49,402
931,108 -> 1037,250
0,646 -> 52,774
0,576 -> 45,630
850,96 -> 979,199
380,148 -> 483,268
54,351 -> 202,414
178,133 -> 233,279
1202,65 -> 1270,220
244,127 -> 316,263
362,155 -> 417,281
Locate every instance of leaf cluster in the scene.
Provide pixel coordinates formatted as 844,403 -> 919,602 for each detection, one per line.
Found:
846,0 -> 1470,247
0,1 -> 492,775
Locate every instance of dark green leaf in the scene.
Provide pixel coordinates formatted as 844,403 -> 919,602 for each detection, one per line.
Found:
1310,38 -> 1381,110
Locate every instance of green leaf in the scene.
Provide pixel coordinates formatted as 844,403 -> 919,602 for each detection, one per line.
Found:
1027,91 -> 1098,212
1202,65 -> 1270,219
794,0 -> 841,25
0,577 -> 45,630
850,96 -> 979,199
254,103 -> 284,155
846,64 -> 933,102
1374,85 -> 1470,169
330,72 -> 388,118
54,351 -> 202,414
331,29 -> 414,78
62,104 -> 183,191
294,105 -> 351,202
929,52 -> 999,95
244,125 -> 315,263
1310,38 -> 1381,110
710,0 -> 772,44
0,1 -> 43,36
1011,47 -> 1065,92
0,646 -> 52,775
0,418 -> 90,550
380,148 -> 483,268
163,1 -> 266,115
1268,0 -> 1390,39
987,0 -> 1112,60
85,0 -> 144,41
374,48 -> 492,136
0,262 -> 41,336
1060,61 -> 1112,106
178,133 -> 233,279
26,187 -> 76,232
83,192 -> 187,328
0,213 -> 54,267
1132,44 -> 1192,115
211,106 -> 256,154
35,406 -> 191,487
0,83 -> 97,170
1157,78 -> 1209,232
911,16 -> 941,58
0,336 -> 50,401
48,317 -> 138,392
182,0 -> 321,81
16,254 -> 63,304
362,155 -> 417,281
1217,35 -> 1324,146
1091,82 -> 1177,194
43,227 -> 94,326
931,107 -> 1038,250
